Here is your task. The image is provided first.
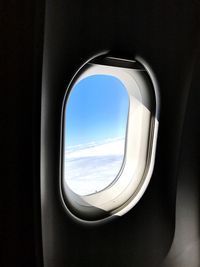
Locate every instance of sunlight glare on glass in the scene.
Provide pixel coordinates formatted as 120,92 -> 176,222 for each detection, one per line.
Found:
64,74 -> 129,196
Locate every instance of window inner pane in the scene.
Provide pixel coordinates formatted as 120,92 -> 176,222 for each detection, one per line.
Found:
64,74 -> 129,196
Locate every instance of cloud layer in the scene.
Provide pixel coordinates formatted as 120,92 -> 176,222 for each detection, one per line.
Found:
64,138 -> 125,195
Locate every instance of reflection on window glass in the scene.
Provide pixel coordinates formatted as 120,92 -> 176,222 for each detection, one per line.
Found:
64,75 -> 129,196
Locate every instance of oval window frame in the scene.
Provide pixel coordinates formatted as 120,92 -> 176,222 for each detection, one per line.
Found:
60,53 -> 160,224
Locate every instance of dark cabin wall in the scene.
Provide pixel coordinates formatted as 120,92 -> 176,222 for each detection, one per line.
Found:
163,52 -> 200,267
0,0 -> 44,266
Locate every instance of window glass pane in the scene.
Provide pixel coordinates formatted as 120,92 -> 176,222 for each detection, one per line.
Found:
64,74 -> 129,195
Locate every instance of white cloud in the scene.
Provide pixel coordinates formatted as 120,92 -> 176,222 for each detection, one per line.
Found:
64,138 -> 125,195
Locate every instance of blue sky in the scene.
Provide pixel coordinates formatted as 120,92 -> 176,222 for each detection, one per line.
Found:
65,74 -> 129,147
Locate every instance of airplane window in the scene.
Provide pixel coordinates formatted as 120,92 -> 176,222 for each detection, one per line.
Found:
64,75 -> 129,195
60,55 -> 159,223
